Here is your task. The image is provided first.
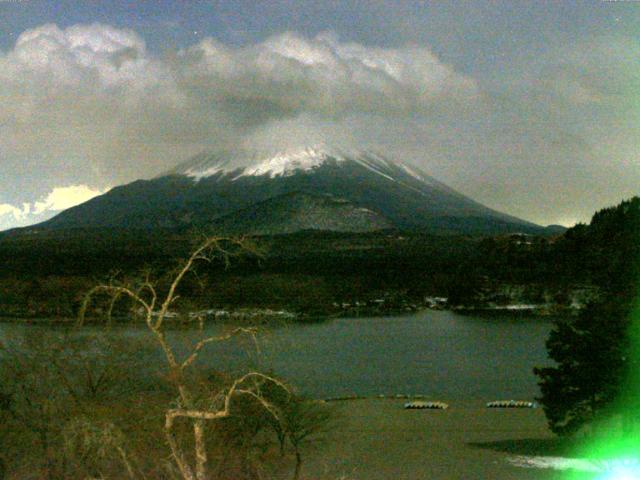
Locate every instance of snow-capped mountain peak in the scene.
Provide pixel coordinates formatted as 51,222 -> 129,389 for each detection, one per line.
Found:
170,145 -> 435,187
233,146 -> 336,180
176,145 -> 342,181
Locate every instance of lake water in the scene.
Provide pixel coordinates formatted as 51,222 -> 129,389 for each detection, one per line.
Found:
0,310 -> 555,400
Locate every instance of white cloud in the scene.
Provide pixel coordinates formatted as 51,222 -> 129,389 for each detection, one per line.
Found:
0,203 -> 30,221
178,31 -> 478,117
0,23 -> 474,119
0,184 -> 108,231
0,203 -> 33,231
1,23 -> 172,92
32,184 -> 108,215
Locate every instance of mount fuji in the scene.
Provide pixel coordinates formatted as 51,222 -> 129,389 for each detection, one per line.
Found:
35,146 -> 542,235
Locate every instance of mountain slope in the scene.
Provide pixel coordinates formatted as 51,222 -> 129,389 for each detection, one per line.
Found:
38,147 -> 541,235
210,191 -> 393,235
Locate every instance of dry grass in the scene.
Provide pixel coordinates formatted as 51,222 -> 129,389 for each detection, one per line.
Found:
302,399 -> 572,480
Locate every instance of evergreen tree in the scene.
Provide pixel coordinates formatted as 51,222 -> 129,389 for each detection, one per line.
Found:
534,298 -> 631,435
534,196 -> 640,436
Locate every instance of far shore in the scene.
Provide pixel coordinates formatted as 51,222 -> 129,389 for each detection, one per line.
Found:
0,301 -> 575,326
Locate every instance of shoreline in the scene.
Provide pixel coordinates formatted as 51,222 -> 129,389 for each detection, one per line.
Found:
0,302 -> 578,325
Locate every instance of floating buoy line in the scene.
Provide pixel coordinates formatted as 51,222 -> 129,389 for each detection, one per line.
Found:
404,401 -> 449,410
321,395 -> 536,410
486,400 -> 537,408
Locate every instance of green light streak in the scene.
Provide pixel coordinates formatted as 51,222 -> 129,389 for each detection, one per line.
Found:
566,297 -> 640,479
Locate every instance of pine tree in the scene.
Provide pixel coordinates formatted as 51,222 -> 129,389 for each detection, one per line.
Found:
534,298 -> 631,435
534,197 -> 640,436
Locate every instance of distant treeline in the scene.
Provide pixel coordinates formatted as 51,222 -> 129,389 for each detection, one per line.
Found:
0,197 -> 637,319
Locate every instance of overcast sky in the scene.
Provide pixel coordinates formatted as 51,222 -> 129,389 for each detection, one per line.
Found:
0,0 -> 638,230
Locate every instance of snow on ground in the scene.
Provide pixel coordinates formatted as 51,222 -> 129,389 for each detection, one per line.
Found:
507,455 -> 640,478
507,455 -> 600,472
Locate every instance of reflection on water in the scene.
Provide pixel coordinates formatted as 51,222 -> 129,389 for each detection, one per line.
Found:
0,310 -> 555,399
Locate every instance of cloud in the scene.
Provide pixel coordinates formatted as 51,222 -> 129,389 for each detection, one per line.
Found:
32,184 -> 108,215
178,31 -> 478,118
0,23 -> 638,229
0,184 -> 107,231
0,23 -> 174,93
0,203 -> 30,222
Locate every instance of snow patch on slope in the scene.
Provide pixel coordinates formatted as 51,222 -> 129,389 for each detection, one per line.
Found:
178,155 -> 234,181
184,163 -> 228,181
353,154 -> 396,182
401,164 -> 430,183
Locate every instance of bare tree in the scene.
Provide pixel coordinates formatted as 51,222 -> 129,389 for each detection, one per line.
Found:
0,334 -> 70,479
62,416 -> 140,479
79,236 -> 289,480
0,325 -> 156,479
260,386 -> 335,480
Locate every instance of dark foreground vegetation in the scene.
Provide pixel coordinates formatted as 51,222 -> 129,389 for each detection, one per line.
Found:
0,329 -> 335,480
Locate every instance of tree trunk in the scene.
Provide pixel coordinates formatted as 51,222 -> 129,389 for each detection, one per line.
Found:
293,449 -> 302,480
165,414 -> 195,480
40,430 -> 55,480
194,419 -> 208,480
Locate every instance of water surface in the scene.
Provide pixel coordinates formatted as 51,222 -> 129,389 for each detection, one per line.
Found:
0,310 -> 554,400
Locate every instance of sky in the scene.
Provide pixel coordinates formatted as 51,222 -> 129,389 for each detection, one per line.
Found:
0,0 -> 638,230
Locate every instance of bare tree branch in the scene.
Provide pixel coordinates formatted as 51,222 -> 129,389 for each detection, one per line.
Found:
180,327 -> 257,370
77,236 -> 281,480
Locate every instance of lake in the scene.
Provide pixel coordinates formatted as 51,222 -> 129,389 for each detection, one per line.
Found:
0,310 -> 555,400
